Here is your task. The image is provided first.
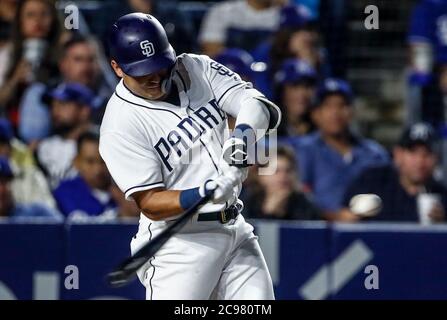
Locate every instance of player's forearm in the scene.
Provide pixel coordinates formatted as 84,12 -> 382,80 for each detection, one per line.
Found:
132,185 -> 211,221
133,189 -> 184,220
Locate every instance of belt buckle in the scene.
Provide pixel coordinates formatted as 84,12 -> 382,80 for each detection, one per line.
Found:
220,208 -> 228,224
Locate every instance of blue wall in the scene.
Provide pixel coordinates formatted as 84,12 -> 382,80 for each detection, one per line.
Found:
1,219 -> 447,300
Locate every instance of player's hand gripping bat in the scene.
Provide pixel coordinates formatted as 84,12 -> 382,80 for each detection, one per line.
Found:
106,189 -> 214,288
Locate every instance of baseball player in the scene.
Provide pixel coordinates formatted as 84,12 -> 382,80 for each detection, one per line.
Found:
99,13 -> 281,300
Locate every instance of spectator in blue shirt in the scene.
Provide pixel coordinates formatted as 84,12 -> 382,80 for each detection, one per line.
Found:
53,130 -> 115,219
53,130 -> 139,220
0,156 -> 62,221
286,78 -> 389,217
341,122 -> 446,223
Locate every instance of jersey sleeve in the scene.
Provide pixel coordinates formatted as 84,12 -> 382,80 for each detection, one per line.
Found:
99,132 -> 165,200
197,55 -> 265,117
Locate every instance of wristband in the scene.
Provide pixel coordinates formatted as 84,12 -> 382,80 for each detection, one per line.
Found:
179,187 -> 201,210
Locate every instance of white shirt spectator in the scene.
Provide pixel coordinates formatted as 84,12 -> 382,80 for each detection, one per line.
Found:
37,135 -> 77,188
199,0 -> 279,50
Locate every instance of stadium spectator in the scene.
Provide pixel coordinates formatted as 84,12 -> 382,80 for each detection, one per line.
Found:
53,130 -> 139,220
131,0 -> 196,54
274,58 -> 318,136
214,48 -> 262,83
0,0 -> 17,85
406,1 -> 447,126
0,0 -> 63,128
214,48 -> 265,129
36,83 -> 94,188
251,4 -> 329,98
408,0 -> 447,87
19,34 -> 113,145
98,0 -> 195,55
0,156 -> 61,220
0,118 -> 55,208
289,0 -> 318,18
242,146 -> 322,220
289,78 -> 389,217
199,0 -> 281,57
341,122 -> 447,223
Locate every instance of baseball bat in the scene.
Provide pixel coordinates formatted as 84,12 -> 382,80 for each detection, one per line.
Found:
106,191 -> 213,288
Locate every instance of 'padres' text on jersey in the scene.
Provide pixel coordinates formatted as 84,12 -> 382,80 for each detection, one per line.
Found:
154,98 -> 226,172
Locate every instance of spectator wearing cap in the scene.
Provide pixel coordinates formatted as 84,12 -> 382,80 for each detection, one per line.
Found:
199,0 -> 281,57
252,3 -> 315,63
0,156 -> 62,220
0,118 -> 55,208
251,4 -> 329,98
19,34 -> 115,145
53,130 -> 139,220
340,122 -> 447,223
36,82 -> 95,188
214,48 -> 265,129
289,78 -> 389,218
215,48 -> 262,83
274,58 -> 318,136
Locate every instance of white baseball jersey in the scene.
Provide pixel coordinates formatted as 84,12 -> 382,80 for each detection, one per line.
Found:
99,53 -> 263,215
99,53 -> 274,300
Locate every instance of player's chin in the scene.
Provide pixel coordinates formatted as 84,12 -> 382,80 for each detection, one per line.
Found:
145,88 -> 165,100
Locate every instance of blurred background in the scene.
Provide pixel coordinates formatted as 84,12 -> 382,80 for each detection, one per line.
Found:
2,0 -> 447,300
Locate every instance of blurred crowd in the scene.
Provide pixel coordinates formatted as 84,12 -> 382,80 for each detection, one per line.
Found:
0,0 -> 446,225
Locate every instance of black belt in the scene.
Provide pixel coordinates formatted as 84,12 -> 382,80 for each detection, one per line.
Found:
197,205 -> 240,224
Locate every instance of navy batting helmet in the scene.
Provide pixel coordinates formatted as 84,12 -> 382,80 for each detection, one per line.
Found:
108,13 -> 176,77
